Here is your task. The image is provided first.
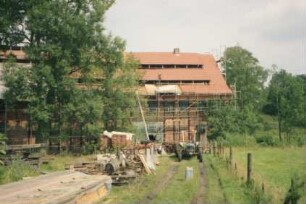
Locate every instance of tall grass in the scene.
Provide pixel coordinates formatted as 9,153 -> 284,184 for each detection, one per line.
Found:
204,155 -> 257,204
0,160 -> 40,184
0,154 -> 96,184
227,147 -> 306,203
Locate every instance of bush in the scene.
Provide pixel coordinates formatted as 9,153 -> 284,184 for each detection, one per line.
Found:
284,174 -> 304,204
0,133 -> 6,165
224,133 -> 257,147
255,133 -> 279,146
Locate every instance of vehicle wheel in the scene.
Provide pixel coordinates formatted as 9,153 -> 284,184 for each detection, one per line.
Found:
175,144 -> 183,162
198,152 -> 203,162
177,150 -> 182,162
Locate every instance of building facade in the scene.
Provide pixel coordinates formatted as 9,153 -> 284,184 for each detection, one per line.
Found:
132,49 -> 232,145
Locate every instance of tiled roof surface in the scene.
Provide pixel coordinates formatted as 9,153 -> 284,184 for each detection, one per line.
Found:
0,49 -> 232,96
132,52 -> 232,95
131,52 -> 204,65
179,84 -> 231,95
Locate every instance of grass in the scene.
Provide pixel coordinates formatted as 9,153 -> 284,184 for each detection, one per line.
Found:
0,160 -> 40,184
204,154 -> 256,204
104,153 -> 258,204
0,153 -> 95,184
40,154 -> 96,172
203,155 -> 225,203
102,155 -> 178,204
152,156 -> 200,204
226,146 -> 306,203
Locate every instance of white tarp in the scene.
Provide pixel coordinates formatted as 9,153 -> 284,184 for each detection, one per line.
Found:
156,85 -> 181,95
102,130 -> 134,140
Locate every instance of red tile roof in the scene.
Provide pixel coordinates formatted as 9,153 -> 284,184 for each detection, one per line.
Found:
132,52 -> 232,95
179,84 -> 231,95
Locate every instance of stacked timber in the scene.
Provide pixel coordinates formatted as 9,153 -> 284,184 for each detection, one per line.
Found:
100,131 -> 134,150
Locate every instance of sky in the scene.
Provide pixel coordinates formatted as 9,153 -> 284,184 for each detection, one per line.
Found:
104,0 -> 306,74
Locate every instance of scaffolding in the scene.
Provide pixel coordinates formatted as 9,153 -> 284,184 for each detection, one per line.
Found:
133,86 -> 236,145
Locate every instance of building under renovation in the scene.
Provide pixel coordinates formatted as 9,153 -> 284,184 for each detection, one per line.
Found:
132,48 -> 233,145
0,47 -> 233,148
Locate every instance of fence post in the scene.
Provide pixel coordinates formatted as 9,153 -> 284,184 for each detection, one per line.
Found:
222,144 -> 224,157
229,145 -> 233,166
234,162 -> 237,176
247,153 -> 252,185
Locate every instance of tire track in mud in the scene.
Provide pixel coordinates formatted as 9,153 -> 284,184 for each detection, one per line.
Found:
139,163 -> 179,204
191,161 -> 206,204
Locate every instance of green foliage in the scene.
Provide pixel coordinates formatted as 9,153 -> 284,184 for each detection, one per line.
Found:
102,54 -> 139,131
0,0 -> 28,47
264,70 -> 305,141
223,46 -> 268,110
284,174 -> 304,204
207,104 -> 261,142
225,133 -> 257,147
1,0 -> 140,142
255,132 -> 279,146
207,105 -> 239,140
0,133 -> 6,165
63,90 -> 103,137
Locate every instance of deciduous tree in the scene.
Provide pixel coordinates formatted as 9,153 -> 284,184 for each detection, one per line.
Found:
222,46 -> 268,110
1,0 -> 139,141
264,70 -> 304,141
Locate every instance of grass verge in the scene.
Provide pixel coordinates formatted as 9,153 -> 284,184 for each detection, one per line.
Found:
227,146 -> 306,203
151,156 -> 200,204
204,154 -> 257,204
102,155 -> 178,204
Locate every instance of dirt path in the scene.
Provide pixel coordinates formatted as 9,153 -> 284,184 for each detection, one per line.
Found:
139,163 -> 179,204
191,161 -> 207,204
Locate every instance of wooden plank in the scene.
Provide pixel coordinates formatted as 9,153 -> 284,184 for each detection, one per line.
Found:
5,143 -> 46,151
0,171 -> 111,204
137,154 -> 151,174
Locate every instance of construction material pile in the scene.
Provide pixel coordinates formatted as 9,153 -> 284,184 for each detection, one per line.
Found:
67,144 -> 159,185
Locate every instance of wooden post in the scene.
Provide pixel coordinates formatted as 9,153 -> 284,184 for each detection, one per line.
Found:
229,146 -> 233,166
247,153 -> 252,185
222,144 -> 224,157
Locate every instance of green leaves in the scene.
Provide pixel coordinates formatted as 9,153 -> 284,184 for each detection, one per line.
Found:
0,133 -> 7,165
223,46 -> 268,110
2,0 -> 139,140
264,70 -> 305,139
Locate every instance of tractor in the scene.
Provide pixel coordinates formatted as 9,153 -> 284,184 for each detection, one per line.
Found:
174,142 -> 203,162
173,123 -> 207,162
